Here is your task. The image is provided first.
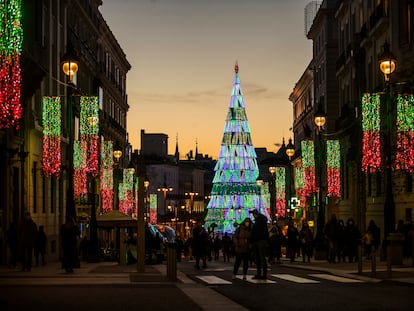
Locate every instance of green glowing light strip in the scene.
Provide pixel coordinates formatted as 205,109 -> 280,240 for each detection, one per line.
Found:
397,95 -> 414,131
327,140 -> 340,169
301,140 -> 315,168
362,93 -> 381,131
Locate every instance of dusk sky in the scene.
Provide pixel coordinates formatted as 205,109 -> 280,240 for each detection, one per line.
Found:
99,0 -> 313,159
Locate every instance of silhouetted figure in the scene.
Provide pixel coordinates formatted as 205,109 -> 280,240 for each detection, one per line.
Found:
222,232 -> 232,262
268,223 -> 284,265
18,212 -> 38,271
34,225 -> 47,266
324,214 -> 339,263
232,218 -> 252,280
6,222 -> 18,268
300,222 -> 314,263
286,220 -> 299,263
251,209 -> 269,279
344,218 -> 361,263
175,235 -> 184,262
60,217 -> 80,273
336,219 -> 346,262
191,220 -> 208,269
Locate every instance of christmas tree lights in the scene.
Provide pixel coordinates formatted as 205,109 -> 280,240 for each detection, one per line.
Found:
361,93 -> 381,173
204,63 -> 270,235
275,167 -> 286,218
327,140 -> 341,197
0,0 -> 23,129
395,94 -> 414,172
100,141 -> 114,213
42,97 -> 61,177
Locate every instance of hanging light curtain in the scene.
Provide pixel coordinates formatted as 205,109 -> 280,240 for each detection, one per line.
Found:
80,96 -> 99,176
42,96 -> 61,177
301,140 -> 316,199
327,140 -> 341,197
361,93 -> 381,173
395,94 -> 414,172
100,141 -> 114,213
0,0 -> 23,129
275,167 -> 286,218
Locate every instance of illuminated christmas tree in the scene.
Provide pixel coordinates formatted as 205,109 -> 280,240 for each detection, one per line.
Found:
204,63 -> 270,235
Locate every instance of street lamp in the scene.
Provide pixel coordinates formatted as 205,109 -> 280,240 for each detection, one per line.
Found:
314,104 -> 327,258
268,166 -> 276,223
379,41 -> 397,240
61,49 -> 79,221
158,182 -> 173,223
286,138 -> 295,160
185,191 -> 199,237
144,177 -> 150,221
285,139 -> 295,220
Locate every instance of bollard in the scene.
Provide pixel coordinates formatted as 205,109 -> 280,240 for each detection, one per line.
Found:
357,242 -> 363,274
166,242 -> 177,282
371,250 -> 376,278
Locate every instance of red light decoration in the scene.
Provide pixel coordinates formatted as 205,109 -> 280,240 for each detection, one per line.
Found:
73,140 -> 87,197
301,140 -> 316,199
42,97 -> 61,177
361,93 -> 381,173
327,140 -> 341,197
395,95 -> 414,172
80,96 -> 99,177
0,0 -> 23,129
100,141 -> 114,213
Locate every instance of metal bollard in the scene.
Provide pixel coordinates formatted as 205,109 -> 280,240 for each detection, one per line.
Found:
371,250 -> 376,278
166,243 -> 177,282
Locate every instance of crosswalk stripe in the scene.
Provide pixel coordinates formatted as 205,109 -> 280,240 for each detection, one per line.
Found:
237,275 -> 276,284
309,274 -> 363,283
196,275 -> 232,284
271,274 -> 320,284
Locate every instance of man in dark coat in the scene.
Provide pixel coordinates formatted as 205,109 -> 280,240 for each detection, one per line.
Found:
18,212 -> 38,271
251,209 -> 269,279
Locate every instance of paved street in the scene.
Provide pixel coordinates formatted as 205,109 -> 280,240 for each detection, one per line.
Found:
0,255 -> 413,311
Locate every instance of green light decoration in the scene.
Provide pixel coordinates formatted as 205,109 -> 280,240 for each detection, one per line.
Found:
205,63 -> 269,235
119,168 -> 134,215
80,96 -> 99,177
73,140 -> 87,197
275,167 -> 286,218
361,93 -> 381,172
42,96 -> 61,177
100,141 -> 114,213
0,0 -> 23,129
295,167 -> 305,190
395,95 -> 414,172
301,140 -> 316,198
327,140 -> 340,197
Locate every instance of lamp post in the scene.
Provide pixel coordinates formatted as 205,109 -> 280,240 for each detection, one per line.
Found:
185,191 -> 198,237
268,166 -> 276,223
61,49 -> 79,221
158,182 -> 173,223
378,41 -> 397,241
314,104 -> 327,257
285,138 -> 295,220
144,178 -> 150,221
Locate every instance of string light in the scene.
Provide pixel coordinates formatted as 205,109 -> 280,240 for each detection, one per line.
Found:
73,140 -> 87,197
327,140 -> 341,197
80,96 -> 99,176
0,0 -> 23,129
301,140 -> 316,199
275,167 -> 286,218
100,141 -> 113,213
361,93 -> 381,173
395,95 -> 414,172
205,63 -> 269,235
42,97 -> 61,177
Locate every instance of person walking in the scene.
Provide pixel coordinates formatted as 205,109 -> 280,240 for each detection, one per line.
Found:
222,232 -> 232,262
60,217 -> 80,273
191,220 -> 208,269
300,222 -> 314,263
18,211 -> 38,271
232,218 -> 252,280
251,209 -> 269,280
268,223 -> 284,265
344,218 -> 361,263
6,222 -> 18,268
34,225 -> 47,266
324,214 -> 339,263
286,219 -> 299,263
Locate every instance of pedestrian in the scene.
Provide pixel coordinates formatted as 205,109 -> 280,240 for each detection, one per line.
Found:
367,219 -> 380,255
286,219 -> 299,263
60,217 -> 80,273
232,218 -> 252,281
6,222 -> 18,268
191,220 -> 208,269
250,209 -> 270,280
222,232 -> 232,262
300,222 -> 314,263
344,218 -> 361,263
175,234 -> 184,262
362,229 -> 373,259
34,225 -> 47,266
18,211 -> 38,271
268,223 -> 284,265
212,236 -> 221,261
324,214 -> 339,263
336,219 -> 346,262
